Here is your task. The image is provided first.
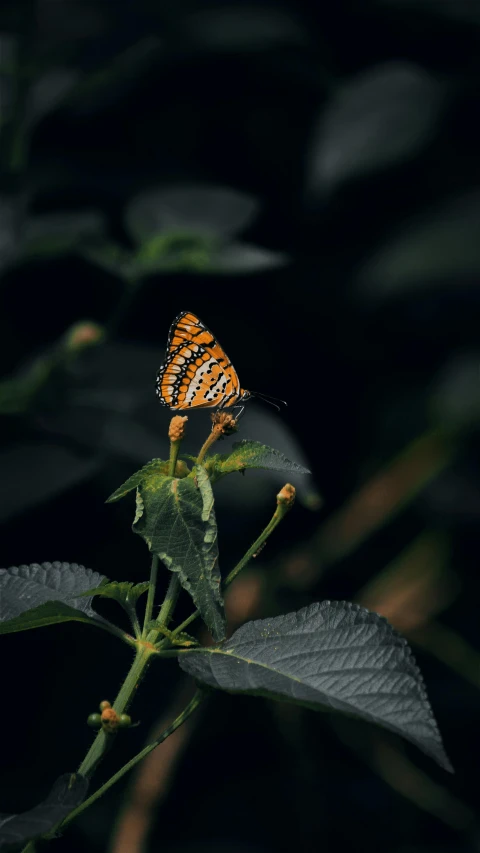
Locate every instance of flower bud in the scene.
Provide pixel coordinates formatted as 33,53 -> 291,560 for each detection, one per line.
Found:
87,713 -> 102,729
99,700 -> 111,711
277,483 -> 296,508
101,707 -> 120,732
64,321 -> 104,352
169,415 -> 188,442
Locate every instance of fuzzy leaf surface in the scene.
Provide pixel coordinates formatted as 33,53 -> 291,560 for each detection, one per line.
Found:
106,459 -> 168,502
208,440 -> 310,481
85,581 -> 149,606
134,465 -> 225,641
0,562 -> 107,634
179,601 -> 452,771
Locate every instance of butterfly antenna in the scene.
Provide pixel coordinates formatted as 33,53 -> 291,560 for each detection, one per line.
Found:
251,391 -> 287,411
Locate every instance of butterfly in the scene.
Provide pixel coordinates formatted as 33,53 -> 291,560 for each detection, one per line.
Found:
156,311 -> 252,411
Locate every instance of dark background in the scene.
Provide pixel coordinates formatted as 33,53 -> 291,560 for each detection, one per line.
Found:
1,1 -> 480,851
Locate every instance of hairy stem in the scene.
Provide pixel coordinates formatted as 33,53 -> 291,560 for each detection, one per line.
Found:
152,573 -> 182,633
143,555 -> 159,637
100,619 -> 138,649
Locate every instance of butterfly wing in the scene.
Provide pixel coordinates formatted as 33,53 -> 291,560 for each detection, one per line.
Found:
156,311 -> 242,409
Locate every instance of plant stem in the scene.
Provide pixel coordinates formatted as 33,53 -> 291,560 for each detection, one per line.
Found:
158,497 -> 291,646
152,573 -> 182,633
99,619 -> 138,650
196,426 -> 222,465
77,643 -> 157,779
49,690 -> 205,839
142,555 -> 159,637
169,438 -> 181,476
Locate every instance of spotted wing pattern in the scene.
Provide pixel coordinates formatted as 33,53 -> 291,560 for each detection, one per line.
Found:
156,311 -> 246,409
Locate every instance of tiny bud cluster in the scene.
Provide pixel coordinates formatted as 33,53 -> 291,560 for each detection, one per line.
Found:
211,411 -> 238,436
86,700 -> 132,732
169,415 -> 188,442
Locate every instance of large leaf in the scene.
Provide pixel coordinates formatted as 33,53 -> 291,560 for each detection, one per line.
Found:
133,465 -> 225,641
0,444 -> 100,523
307,62 -> 444,195
0,773 -> 88,849
0,562 -> 107,634
179,601 -> 452,772
126,184 -> 259,244
207,440 -> 310,482
356,191 -> 480,297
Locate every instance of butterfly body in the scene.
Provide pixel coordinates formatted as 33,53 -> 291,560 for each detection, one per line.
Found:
156,311 -> 251,410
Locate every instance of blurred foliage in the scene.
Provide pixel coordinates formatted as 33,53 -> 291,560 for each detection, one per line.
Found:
1,0 -> 480,852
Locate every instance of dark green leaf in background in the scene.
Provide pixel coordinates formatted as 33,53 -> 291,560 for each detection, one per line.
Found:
0,562 -> 107,634
126,184 -> 259,244
179,601 -> 452,772
356,191 -> 480,297
307,62 -> 444,195
0,773 -> 88,849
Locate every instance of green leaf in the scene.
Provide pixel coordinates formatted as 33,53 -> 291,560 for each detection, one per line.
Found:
207,440 -> 311,482
135,232 -> 218,273
85,581 -> 149,606
134,465 -> 225,641
126,185 -> 259,243
179,601 -> 452,772
106,459 -> 168,502
0,773 -> 88,848
0,562 -> 108,635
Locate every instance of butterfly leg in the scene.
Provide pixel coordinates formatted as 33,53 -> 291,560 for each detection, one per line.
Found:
232,404 -> 245,421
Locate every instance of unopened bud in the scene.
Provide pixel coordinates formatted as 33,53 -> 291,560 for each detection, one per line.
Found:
169,415 -> 188,442
277,483 -> 296,508
99,700 -> 111,711
64,321 -> 104,352
101,706 -> 121,733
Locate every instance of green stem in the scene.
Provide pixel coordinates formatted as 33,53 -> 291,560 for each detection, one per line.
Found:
158,498 -> 291,647
152,573 -> 182,634
142,555 -> 159,637
41,690 -> 204,845
169,439 -> 181,477
55,690 -> 205,836
77,643 -> 157,779
98,619 -> 138,650
196,426 -> 222,465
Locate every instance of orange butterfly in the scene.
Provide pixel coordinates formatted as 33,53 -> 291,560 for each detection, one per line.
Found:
156,311 -> 252,410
